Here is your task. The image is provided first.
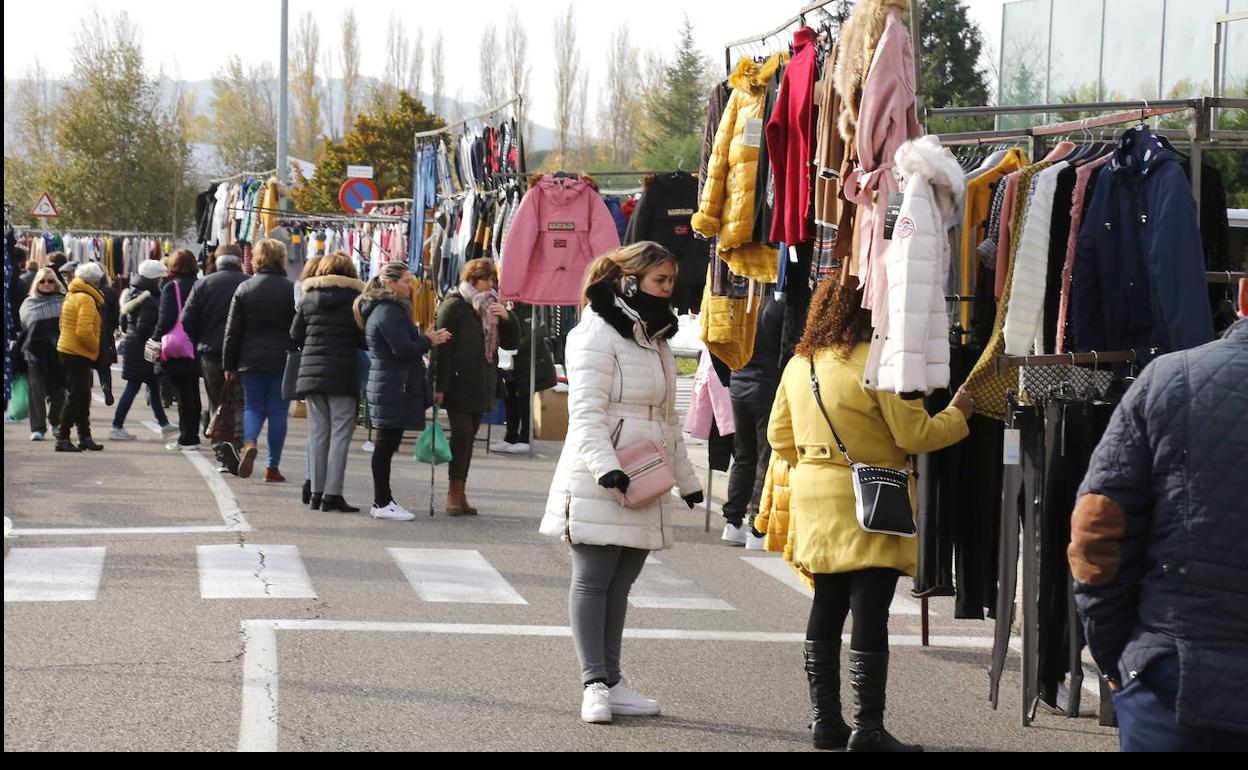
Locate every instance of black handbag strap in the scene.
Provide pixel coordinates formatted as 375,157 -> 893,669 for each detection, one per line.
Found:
808,359 -> 855,465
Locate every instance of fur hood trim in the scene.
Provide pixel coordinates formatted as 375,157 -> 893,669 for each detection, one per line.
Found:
353,284 -> 412,329
834,0 -> 909,143
301,275 -> 366,293
896,135 -> 967,223
728,52 -> 784,92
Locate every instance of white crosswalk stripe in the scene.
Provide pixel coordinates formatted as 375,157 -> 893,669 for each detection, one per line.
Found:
630,555 -> 735,611
741,555 -> 928,615
197,545 -> 317,600
4,547 -> 106,602
388,548 -> 528,605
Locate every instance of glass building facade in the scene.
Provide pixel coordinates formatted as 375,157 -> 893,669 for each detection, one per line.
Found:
998,0 -> 1248,126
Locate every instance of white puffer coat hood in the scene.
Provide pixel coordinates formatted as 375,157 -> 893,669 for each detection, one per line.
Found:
863,135 -> 966,395
540,285 -> 701,550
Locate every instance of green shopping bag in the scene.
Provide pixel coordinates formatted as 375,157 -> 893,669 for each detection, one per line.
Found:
6,374 -> 30,422
414,405 -> 452,465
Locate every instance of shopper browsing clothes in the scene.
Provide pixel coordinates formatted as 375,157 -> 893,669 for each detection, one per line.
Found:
291,252 -> 366,513
110,259 -> 177,442
540,242 -> 703,724
152,249 -> 202,451
54,262 -> 108,453
433,258 -> 519,515
181,244 -> 248,472
17,267 -> 66,441
768,280 -> 973,752
355,262 -> 451,521
222,239 -> 296,481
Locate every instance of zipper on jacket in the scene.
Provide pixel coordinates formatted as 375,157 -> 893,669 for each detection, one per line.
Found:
563,492 -> 573,543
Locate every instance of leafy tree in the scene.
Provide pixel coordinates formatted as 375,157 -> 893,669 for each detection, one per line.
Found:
293,91 -> 443,212
44,11 -> 195,232
208,57 -> 277,174
918,0 -> 993,134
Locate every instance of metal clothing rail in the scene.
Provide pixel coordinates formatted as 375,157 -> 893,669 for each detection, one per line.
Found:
209,168 -> 277,184
15,227 -> 173,239
362,198 -> 414,207
994,351 -> 1136,378
227,204 -> 409,224
723,0 -> 849,59
413,96 -> 521,141
1207,271 -> 1247,283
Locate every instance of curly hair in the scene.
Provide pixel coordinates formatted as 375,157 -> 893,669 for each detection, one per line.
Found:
795,280 -> 874,360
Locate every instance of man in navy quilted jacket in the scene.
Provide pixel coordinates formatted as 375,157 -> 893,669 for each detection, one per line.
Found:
1068,258 -> 1248,752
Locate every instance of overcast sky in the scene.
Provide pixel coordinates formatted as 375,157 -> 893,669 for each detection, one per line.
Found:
2,0 -> 1006,125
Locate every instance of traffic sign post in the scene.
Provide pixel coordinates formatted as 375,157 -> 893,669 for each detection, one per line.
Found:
30,192 -> 59,219
339,178 -> 380,215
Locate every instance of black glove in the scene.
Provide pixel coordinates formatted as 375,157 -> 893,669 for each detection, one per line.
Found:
598,470 -> 630,493
683,491 -> 704,509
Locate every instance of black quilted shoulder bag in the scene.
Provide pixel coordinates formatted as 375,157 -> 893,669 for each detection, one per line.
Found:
808,360 -> 916,538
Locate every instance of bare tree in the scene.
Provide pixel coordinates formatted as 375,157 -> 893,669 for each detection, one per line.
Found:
290,11 -> 322,159
341,9 -> 361,132
321,35 -> 338,141
431,31 -> 446,117
10,60 -> 59,162
503,7 -> 531,140
600,24 -> 640,167
479,24 -> 504,107
409,26 -> 425,103
553,5 -> 579,165
383,13 -> 409,106
574,69 -> 591,167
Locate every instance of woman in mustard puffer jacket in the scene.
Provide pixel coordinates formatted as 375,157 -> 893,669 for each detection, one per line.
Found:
692,54 -> 783,283
54,261 -> 106,452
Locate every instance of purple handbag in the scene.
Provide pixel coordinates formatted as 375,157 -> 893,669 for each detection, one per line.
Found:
160,280 -> 195,361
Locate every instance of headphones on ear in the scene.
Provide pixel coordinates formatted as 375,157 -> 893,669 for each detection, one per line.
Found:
620,274 -> 639,298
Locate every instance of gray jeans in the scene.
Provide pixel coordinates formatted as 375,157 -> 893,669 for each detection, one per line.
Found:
569,543 -> 650,686
305,393 -> 357,495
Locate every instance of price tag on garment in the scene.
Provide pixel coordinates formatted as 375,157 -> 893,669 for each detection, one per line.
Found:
789,245 -> 799,263
882,192 -> 905,239
1003,429 -> 1022,466
743,118 -> 764,148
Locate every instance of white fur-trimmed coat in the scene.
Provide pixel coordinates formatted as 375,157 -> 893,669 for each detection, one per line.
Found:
540,290 -> 702,551
863,135 -> 966,394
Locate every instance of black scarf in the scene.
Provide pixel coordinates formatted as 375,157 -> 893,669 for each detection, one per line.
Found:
587,282 -> 679,343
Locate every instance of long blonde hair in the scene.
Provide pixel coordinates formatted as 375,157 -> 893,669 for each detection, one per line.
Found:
27,267 -> 65,298
581,241 -> 677,306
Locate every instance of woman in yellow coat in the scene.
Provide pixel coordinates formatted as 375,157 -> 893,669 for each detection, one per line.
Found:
55,261 -> 107,452
768,280 -> 972,752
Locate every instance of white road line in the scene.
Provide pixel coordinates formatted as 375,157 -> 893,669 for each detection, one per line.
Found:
4,547 -> 106,602
630,555 -> 735,611
140,420 -> 165,436
387,548 -> 527,605
740,556 -> 928,615
236,619 -> 1006,752
198,545 -> 316,600
7,448 -> 251,537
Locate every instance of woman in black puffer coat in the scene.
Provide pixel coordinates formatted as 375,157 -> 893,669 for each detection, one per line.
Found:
111,259 -> 175,440
354,262 -> 451,521
151,250 -> 201,450
290,253 -> 366,513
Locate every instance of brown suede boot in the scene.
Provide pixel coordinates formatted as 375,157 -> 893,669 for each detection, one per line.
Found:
445,479 -> 478,516
238,441 -> 258,478
263,467 -> 286,483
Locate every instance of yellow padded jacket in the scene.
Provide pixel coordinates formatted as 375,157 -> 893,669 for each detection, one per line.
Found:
56,278 -> 104,361
697,276 -> 759,370
692,54 -> 783,283
755,454 -> 815,590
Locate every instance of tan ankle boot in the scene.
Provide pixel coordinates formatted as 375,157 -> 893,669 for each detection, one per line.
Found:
263,467 -> 286,483
446,479 -> 478,516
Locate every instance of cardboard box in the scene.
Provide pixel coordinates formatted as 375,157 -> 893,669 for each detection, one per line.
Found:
532,389 -> 568,440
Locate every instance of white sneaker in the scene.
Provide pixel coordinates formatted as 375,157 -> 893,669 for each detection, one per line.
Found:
721,521 -> 747,546
30,432 -> 44,441
505,442 -> 531,454
361,440 -> 375,453
608,679 -> 661,716
489,440 -> 515,453
109,427 -> 137,441
160,423 -> 179,438
166,442 -> 197,452
580,682 -> 613,724
370,501 -> 416,521
745,528 -> 766,551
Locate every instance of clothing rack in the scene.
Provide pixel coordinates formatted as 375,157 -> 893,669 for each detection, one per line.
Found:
209,169 -> 277,184
994,351 -> 1136,378
361,198 -> 414,207
1207,271 -> 1247,283
14,227 -> 173,239
722,0 -> 854,71
487,170 -> 689,179
228,204 -> 409,225
413,95 -> 521,141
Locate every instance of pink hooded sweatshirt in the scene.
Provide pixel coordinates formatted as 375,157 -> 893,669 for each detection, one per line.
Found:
842,6 -> 922,326
499,175 -> 621,306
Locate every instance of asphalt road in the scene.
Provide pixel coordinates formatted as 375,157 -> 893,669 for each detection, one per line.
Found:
3,389 -> 1118,752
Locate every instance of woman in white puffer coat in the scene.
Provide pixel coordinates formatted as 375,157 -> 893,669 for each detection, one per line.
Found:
540,242 -> 703,725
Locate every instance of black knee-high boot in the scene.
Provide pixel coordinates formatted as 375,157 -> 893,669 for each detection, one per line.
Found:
846,650 -> 923,752
805,639 -> 851,750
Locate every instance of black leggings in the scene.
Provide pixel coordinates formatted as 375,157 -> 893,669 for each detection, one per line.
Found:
806,568 -> 900,652
371,427 -> 405,507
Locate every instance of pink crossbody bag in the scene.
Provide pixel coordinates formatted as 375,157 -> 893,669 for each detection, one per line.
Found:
607,350 -> 677,509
